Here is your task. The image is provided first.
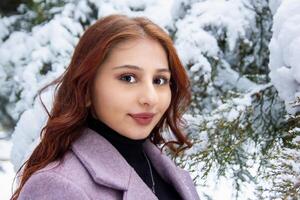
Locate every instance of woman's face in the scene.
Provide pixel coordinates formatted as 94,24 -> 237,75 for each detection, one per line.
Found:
91,38 -> 172,140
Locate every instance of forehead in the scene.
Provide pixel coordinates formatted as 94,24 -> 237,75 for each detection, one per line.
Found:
101,38 -> 169,72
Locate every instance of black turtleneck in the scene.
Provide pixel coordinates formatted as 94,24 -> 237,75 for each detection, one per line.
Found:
86,114 -> 182,200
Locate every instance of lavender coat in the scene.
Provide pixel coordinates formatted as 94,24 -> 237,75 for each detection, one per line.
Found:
18,128 -> 200,200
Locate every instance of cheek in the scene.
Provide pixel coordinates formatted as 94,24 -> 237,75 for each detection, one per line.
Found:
160,89 -> 172,112
93,82 -> 132,115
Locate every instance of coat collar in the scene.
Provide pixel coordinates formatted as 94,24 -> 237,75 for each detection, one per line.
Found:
143,139 -> 200,200
71,128 -> 199,200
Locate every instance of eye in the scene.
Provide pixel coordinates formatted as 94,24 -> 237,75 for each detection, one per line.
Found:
154,76 -> 170,85
119,74 -> 137,83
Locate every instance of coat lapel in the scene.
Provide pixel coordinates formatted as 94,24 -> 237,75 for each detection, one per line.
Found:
71,128 -> 199,200
71,128 -> 158,200
143,140 -> 200,200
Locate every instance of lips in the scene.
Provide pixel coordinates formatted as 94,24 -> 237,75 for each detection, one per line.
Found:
129,113 -> 155,125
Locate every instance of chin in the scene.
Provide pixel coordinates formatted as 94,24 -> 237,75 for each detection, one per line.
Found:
127,128 -> 151,138
130,133 -> 150,140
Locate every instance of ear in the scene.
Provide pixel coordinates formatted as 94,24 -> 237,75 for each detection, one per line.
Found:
85,100 -> 91,107
85,92 -> 91,107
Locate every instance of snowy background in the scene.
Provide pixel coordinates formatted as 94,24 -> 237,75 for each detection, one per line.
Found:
1,0 -> 300,199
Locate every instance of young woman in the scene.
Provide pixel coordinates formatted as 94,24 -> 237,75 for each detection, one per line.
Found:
11,14 -> 200,200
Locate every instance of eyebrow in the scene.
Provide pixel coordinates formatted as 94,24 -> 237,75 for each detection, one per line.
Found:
112,64 -> 170,73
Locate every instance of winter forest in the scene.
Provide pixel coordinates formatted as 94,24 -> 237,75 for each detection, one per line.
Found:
0,0 -> 300,199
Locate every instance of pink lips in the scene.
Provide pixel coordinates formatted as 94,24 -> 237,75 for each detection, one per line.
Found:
129,113 -> 155,125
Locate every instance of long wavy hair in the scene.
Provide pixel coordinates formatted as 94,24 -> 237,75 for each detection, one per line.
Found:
11,14 -> 192,200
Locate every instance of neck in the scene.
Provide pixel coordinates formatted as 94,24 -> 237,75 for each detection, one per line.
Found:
86,114 -> 149,156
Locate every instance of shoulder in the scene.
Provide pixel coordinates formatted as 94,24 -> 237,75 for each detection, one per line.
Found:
18,167 -> 90,200
18,151 -> 91,200
18,149 -> 123,200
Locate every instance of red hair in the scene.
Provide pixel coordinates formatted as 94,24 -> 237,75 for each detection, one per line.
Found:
11,14 -> 192,200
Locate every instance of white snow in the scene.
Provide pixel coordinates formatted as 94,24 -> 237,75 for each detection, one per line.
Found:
11,87 -> 54,171
269,0 -> 282,15
269,0 -> 300,114
0,161 -> 15,200
0,136 -> 15,200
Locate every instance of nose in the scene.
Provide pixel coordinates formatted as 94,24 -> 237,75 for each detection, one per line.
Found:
138,81 -> 159,107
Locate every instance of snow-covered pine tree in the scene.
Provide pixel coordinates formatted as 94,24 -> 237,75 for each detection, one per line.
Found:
255,0 -> 300,198
170,0 -> 297,199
